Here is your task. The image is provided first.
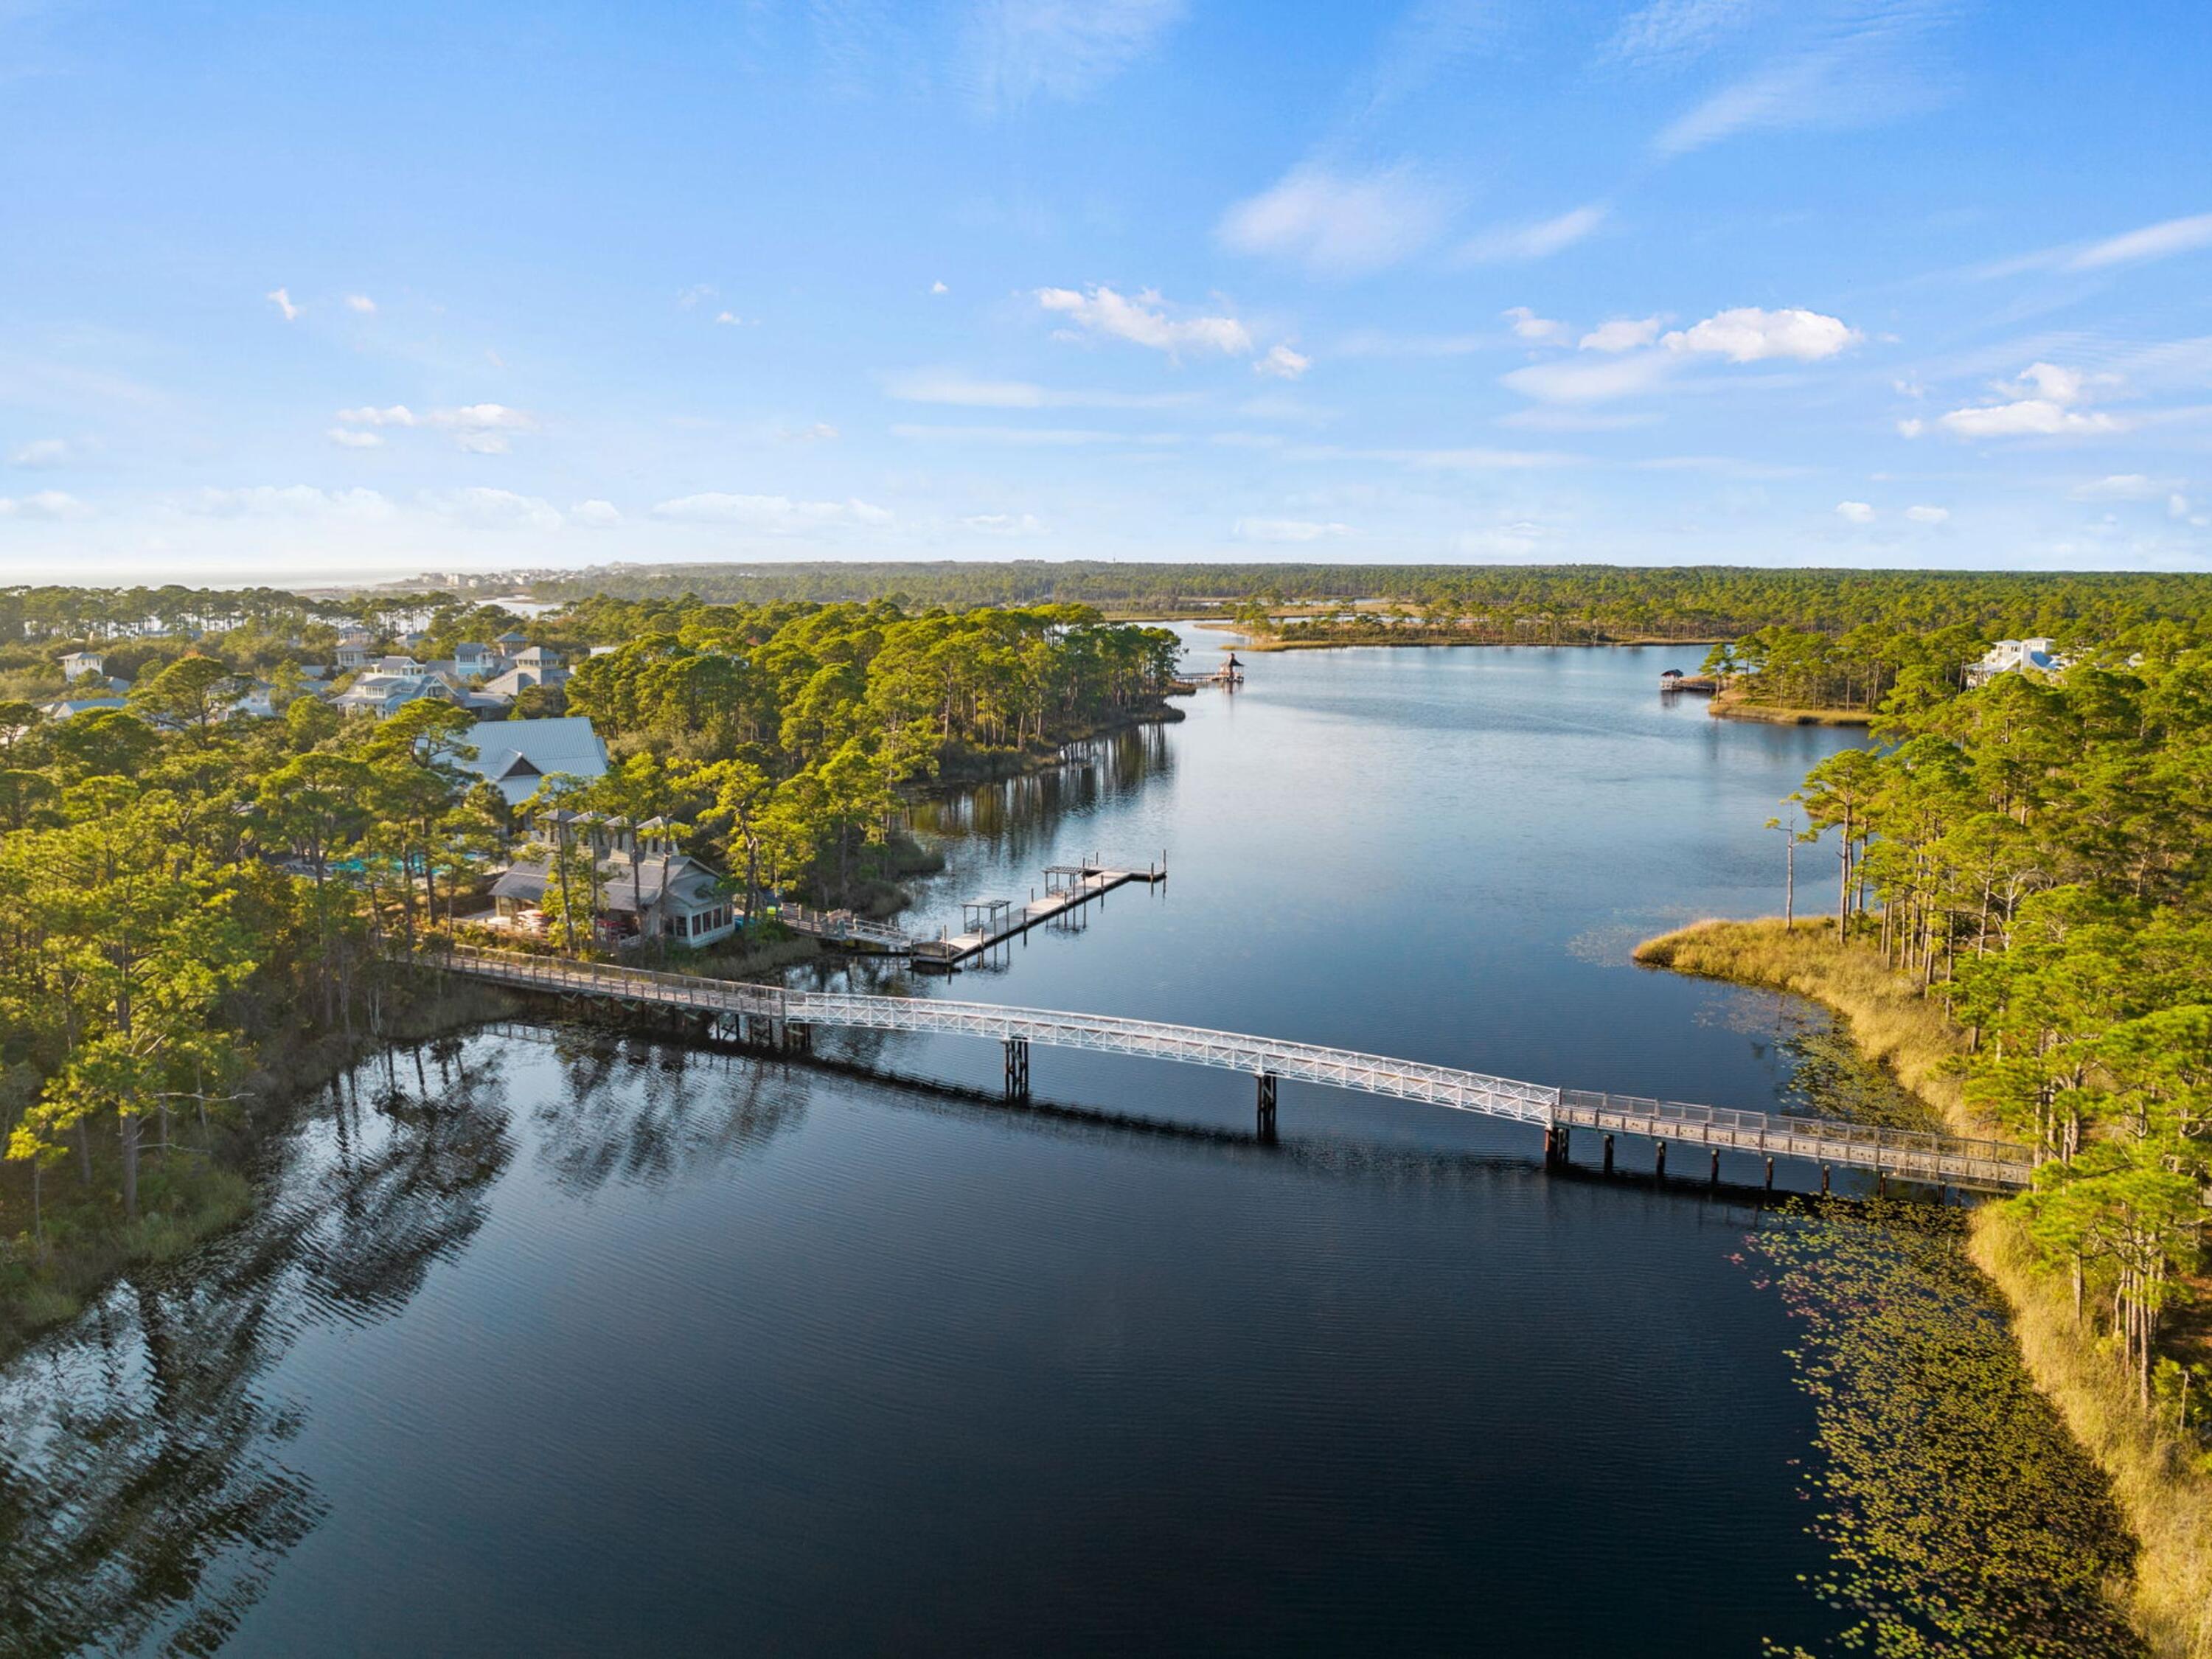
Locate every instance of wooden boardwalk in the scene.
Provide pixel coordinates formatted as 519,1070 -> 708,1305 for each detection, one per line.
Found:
422,944 -> 2034,1194
909,862 -> 1166,969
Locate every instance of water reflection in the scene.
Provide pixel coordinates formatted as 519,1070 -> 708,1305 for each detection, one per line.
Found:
527,1029 -> 803,1194
908,723 -> 1172,854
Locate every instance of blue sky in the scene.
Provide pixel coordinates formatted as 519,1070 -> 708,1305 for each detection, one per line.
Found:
1,0 -> 2208,583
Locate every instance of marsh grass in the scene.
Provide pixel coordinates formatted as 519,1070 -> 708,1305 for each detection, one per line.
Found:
1640,917 -> 2212,1659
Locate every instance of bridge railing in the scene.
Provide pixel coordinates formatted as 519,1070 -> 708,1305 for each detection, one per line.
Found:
1557,1089 -> 2033,1187
431,942 -> 789,1017
422,945 -> 2034,1187
783,990 -> 1562,1124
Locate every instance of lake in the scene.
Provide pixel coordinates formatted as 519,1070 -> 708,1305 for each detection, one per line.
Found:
4,642 -> 1972,1655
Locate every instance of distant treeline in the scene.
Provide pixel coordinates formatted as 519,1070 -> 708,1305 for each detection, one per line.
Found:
518,563 -> 2212,644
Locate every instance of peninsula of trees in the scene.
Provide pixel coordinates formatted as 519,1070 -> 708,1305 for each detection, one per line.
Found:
0,592 -> 1179,1346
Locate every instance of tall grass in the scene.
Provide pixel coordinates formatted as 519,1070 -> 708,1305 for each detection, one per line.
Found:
1636,917 -> 2212,1658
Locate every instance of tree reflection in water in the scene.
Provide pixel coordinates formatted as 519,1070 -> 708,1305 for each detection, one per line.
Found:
0,1037 -> 515,1656
529,1028 -> 802,1195
0,1025 -> 818,1655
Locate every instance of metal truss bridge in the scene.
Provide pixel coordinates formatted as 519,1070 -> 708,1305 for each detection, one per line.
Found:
424,944 -> 2034,1194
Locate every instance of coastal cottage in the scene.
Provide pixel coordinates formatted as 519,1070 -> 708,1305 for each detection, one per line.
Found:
331,671 -> 462,717
1966,638 -> 2065,686
459,714 -> 610,807
489,816 -> 737,947
60,650 -> 105,681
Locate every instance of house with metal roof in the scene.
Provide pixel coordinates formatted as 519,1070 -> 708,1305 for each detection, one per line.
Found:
460,715 -> 611,806
488,816 -> 736,947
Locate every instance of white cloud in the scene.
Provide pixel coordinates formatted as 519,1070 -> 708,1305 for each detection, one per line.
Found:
327,428 -> 384,449
420,487 -> 564,531
265,288 -> 299,321
2073,473 -> 2167,500
1834,500 -> 1876,524
1455,520 -> 1552,557
714,310 -> 749,326
1217,163 -> 1450,276
571,498 -> 622,528
2169,493 -> 2192,520
1356,445 -> 1576,471
1905,504 -> 1950,524
1601,0 -> 1764,66
344,293 -> 377,314
1500,352 -> 1676,404
1254,344 -> 1310,380
1233,517 -> 1350,543
2067,212 -> 2212,272
891,423 -> 1139,446
1896,417 -> 1926,438
1579,316 -> 1662,352
184,486 -> 391,521
885,369 -> 1192,408
677,283 -> 716,308
961,512 -> 1046,536
1504,307 -> 1569,344
650,493 -> 894,531
1936,362 -> 2126,439
1036,285 -> 1251,358
787,422 -> 841,441
1648,3 -> 1955,159
964,0 -> 1183,109
930,280 -> 950,295
7,438 -> 71,467
0,490 -> 91,520
333,401 -> 535,453
1662,306 -> 1857,362
1460,204 -> 1607,263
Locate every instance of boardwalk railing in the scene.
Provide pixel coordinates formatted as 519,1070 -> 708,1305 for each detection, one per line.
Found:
1556,1091 -> 2031,1193
423,944 -> 2033,1190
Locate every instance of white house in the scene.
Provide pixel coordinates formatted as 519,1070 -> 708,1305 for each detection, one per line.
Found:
335,631 -> 378,670
459,714 -> 610,807
60,650 -> 105,681
226,681 -> 278,720
1967,638 -> 2065,686
332,671 -> 461,717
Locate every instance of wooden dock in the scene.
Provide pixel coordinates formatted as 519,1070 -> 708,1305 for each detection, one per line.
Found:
911,860 -> 1166,970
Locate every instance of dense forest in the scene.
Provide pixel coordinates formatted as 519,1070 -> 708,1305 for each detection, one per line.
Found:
510,562 -> 2212,645
1783,649 -> 2212,1411
0,594 -> 1179,1346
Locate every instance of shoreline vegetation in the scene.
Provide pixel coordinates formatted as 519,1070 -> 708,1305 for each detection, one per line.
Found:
1637,919 -> 2212,1658
0,588 -> 1188,1361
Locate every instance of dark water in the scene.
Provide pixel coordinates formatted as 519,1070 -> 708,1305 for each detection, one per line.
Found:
7,644 -> 1913,1656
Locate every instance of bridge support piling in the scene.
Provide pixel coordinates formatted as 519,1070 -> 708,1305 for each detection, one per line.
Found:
1709,1148 -> 1720,1188
1602,1133 -> 1615,1176
1765,1155 -> 1775,1191
1654,1141 -> 1666,1182
1877,1169 -> 1887,1198
1004,1037 -> 1031,1102
783,1020 -> 811,1058
1256,1072 -> 1278,1139
1820,1165 -> 1831,1195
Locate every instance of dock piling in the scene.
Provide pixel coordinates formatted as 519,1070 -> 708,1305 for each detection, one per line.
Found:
1004,1037 -> 1030,1102
1256,1072 -> 1278,1138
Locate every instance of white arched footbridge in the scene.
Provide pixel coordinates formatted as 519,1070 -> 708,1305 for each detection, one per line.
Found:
423,944 -> 2034,1194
